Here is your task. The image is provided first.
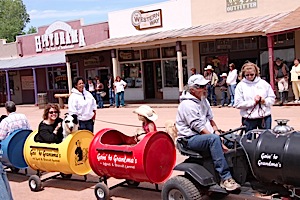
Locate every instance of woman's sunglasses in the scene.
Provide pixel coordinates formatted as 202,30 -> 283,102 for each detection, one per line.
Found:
245,74 -> 255,77
194,84 -> 207,89
49,111 -> 59,114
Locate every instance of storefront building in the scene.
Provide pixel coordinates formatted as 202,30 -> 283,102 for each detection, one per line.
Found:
0,19 -> 109,104
67,0 -> 300,101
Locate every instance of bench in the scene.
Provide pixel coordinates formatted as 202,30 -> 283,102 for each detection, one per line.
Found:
54,93 -> 70,109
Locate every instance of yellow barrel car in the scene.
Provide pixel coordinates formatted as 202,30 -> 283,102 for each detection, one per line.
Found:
23,130 -> 94,191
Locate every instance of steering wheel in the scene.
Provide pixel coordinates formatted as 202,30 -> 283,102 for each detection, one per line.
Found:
219,126 -> 247,142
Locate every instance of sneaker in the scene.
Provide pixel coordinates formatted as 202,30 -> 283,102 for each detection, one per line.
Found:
228,104 -> 232,107
220,178 -> 241,191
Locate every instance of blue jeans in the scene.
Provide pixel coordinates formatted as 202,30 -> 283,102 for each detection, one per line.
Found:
109,88 -> 115,106
0,162 -> 13,200
221,91 -> 228,106
242,115 -> 272,139
96,93 -> 104,108
187,134 -> 231,181
228,84 -> 236,105
79,119 -> 94,133
207,85 -> 217,105
115,91 -> 124,107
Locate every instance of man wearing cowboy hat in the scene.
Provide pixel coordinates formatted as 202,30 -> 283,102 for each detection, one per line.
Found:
204,65 -> 219,106
176,74 -> 241,191
274,57 -> 289,105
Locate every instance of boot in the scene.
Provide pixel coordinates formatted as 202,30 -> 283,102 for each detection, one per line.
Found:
279,92 -> 283,106
284,91 -> 289,103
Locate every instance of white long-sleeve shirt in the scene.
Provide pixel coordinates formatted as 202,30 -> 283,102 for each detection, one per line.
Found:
234,77 -> 275,119
68,88 -> 97,121
226,69 -> 238,85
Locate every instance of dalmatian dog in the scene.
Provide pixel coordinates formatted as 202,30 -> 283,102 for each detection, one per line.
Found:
62,113 -> 79,140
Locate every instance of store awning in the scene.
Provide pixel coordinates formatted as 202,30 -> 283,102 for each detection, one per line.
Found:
66,11 -> 290,55
266,7 -> 300,35
0,52 -> 66,70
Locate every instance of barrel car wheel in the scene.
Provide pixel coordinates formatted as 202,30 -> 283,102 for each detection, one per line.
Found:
162,175 -> 202,200
60,172 -> 72,179
126,179 -> 140,187
28,175 -> 42,192
94,182 -> 109,200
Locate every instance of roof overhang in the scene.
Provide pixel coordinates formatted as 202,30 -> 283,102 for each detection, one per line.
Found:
0,52 -> 66,70
66,11 -> 289,55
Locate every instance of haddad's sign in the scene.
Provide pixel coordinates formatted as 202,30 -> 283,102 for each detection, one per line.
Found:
35,21 -> 86,53
226,0 -> 257,12
131,9 -> 162,30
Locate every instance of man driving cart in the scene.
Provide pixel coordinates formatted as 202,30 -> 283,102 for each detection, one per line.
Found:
176,74 -> 240,191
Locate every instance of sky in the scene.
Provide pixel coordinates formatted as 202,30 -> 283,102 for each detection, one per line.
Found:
23,0 -> 167,30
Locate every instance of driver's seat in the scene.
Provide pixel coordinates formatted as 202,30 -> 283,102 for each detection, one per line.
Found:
176,137 -> 203,159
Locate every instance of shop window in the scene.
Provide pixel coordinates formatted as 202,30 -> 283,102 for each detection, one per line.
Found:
162,46 -> 176,58
141,48 -> 160,60
47,64 -> 77,90
259,37 -> 267,49
162,45 -> 187,58
118,50 -> 140,62
200,43 -> 208,54
120,63 -> 142,88
163,60 -> 188,87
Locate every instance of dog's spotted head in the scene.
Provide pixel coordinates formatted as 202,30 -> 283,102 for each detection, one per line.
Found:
63,113 -> 79,133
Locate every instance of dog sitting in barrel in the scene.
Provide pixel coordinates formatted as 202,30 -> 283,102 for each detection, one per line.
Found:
164,120 -> 178,142
62,113 -> 79,140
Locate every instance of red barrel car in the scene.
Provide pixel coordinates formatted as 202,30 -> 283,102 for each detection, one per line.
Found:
89,128 -> 176,200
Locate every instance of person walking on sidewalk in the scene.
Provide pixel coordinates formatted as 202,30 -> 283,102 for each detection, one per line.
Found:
226,63 -> 238,107
176,74 -> 241,191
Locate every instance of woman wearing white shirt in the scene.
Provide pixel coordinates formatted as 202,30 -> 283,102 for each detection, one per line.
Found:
290,58 -> 300,103
68,77 -> 97,132
226,63 -> 238,107
114,76 -> 127,108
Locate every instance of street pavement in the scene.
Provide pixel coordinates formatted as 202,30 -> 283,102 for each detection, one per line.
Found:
2,103 -> 300,200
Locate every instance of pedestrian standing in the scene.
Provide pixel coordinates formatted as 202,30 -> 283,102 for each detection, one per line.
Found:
114,76 -> 127,108
290,58 -> 300,103
107,74 -> 115,107
226,63 -> 238,107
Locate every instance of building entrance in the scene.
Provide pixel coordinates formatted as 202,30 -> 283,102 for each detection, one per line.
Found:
143,61 -> 163,99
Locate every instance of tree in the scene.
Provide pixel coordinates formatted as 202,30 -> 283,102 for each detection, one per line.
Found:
0,0 -> 30,42
26,26 -> 37,34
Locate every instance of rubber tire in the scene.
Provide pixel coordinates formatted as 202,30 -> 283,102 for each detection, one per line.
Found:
162,175 -> 202,200
60,173 -> 72,179
126,179 -> 140,187
28,175 -> 42,192
94,182 -> 109,200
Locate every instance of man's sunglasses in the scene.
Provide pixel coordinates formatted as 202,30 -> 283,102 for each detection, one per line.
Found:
49,111 -> 59,114
194,84 -> 207,89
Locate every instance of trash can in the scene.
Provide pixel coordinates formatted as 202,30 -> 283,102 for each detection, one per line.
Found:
38,93 -> 48,109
